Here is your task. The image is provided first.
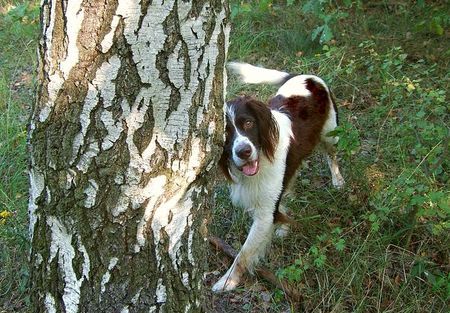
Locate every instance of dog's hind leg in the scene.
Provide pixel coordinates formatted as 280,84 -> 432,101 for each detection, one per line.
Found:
320,99 -> 345,189
212,212 -> 274,292
274,203 -> 293,238
321,141 -> 345,189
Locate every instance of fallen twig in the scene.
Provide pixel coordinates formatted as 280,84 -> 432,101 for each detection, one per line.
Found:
209,235 -> 303,302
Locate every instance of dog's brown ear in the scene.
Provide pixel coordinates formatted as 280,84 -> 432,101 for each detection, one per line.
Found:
247,99 -> 279,162
219,113 -> 233,181
218,150 -> 232,181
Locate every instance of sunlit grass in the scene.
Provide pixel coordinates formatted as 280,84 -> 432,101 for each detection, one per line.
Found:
0,1 -> 38,310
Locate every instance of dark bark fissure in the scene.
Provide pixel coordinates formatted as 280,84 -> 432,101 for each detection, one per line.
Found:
158,1 -> 183,120
115,32 -> 144,106
136,0 -> 153,35
133,100 -> 155,156
181,41 -> 192,88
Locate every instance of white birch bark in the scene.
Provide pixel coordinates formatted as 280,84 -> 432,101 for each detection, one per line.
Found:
29,1 -> 229,311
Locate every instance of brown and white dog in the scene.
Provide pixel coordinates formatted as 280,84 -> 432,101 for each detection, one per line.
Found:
212,62 -> 345,292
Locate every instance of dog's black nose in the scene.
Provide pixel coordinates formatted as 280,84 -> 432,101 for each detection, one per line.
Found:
236,145 -> 252,159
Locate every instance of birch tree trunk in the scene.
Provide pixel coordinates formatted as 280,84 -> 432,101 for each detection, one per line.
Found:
28,1 -> 229,312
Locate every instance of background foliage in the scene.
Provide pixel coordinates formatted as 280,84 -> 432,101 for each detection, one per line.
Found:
0,0 -> 448,312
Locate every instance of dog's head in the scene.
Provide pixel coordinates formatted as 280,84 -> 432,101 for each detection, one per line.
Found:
219,97 -> 279,179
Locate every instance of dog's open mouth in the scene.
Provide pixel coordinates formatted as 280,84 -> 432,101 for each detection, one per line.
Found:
240,159 -> 259,176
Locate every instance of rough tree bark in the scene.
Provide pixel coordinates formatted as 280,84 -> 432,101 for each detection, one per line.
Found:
28,1 -> 229,312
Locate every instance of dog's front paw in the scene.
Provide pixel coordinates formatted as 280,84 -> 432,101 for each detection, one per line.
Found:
212,274 -> 240,293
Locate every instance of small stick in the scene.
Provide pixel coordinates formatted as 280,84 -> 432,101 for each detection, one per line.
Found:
209,235 -> 303,302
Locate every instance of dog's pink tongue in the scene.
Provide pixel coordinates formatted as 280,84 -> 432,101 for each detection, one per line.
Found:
242,160 -> 259,176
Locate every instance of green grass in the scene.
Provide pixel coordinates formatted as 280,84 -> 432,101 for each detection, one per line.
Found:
0,1 -> 39,311
210,1 -> 449,312
1,0 -> 449,312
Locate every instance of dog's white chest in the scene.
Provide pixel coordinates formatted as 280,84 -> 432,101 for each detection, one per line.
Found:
230,175 -> 280,211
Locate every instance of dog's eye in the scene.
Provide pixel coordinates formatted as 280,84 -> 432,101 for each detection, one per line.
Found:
243,120 -> 254,130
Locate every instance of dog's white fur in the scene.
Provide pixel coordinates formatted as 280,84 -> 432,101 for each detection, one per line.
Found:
227,62 -> 291,85
213,111 -> 292,292
212,63 -> 344,292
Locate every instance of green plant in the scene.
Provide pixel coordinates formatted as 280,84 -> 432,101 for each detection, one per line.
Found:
327,120 -> 361,159
412,259 -> 450,300
301,0 -> 352,44
277,257 -> 309,283
276,227 -> 347,284
415,3 -> 449,37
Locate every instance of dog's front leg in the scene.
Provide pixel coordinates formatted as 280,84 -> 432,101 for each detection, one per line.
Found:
212,212 -> 274,292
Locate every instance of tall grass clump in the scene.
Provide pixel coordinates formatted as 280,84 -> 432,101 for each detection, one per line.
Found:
0,1 -> 39,311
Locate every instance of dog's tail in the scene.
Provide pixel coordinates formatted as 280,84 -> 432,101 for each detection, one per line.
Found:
227,62 -> 292,86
